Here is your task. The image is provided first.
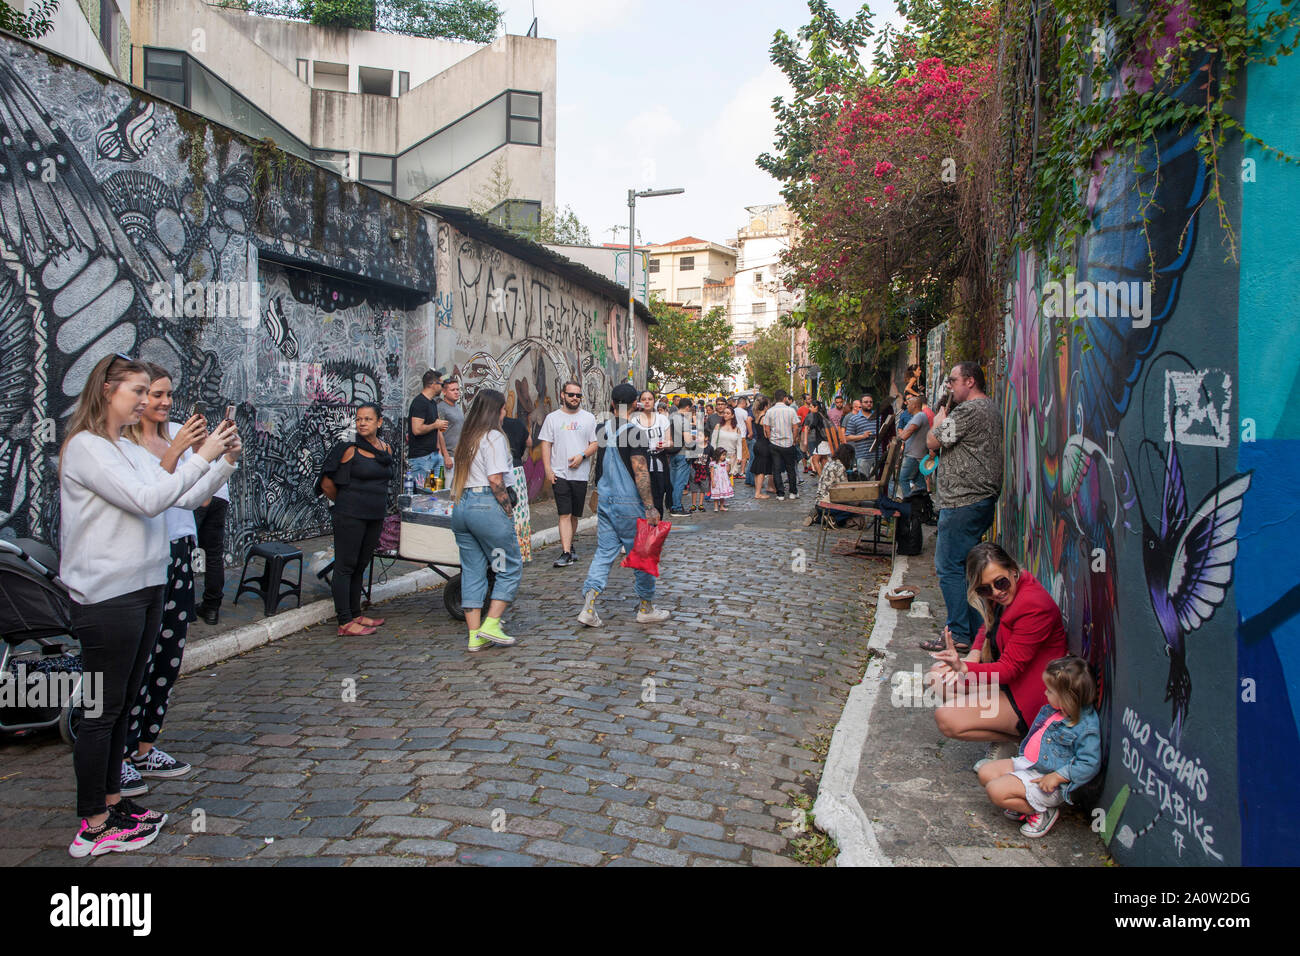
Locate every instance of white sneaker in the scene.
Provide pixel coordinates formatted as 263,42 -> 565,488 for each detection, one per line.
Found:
776,495 -> 785,501
636,600 -> 671,624
972,740 -> 1018,773
578,590 -> 602,627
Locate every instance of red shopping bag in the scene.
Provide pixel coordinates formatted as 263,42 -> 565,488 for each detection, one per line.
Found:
621,519 -> 672,576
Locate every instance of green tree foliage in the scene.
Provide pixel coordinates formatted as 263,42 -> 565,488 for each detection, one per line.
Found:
647,300 -> 735,394
217,0 -> 502,43
745,323 -> 795,398
0,0 -> 59,39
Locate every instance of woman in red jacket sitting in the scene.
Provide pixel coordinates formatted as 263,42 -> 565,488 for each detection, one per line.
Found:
930,542 -> 1068,771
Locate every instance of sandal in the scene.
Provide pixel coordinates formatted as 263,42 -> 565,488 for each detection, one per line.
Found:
919,636 -> 970,653
338,621 -> 377,636
356,616 -> 384,627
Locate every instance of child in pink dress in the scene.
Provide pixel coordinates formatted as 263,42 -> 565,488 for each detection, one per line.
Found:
709,447 -> 734,511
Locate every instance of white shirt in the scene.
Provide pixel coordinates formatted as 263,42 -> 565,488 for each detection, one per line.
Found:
59,432 -> 237,605
537,408 -> 598,481
463,430 -> 513,489
733,406 -> 751,439
159,422 -> 224,541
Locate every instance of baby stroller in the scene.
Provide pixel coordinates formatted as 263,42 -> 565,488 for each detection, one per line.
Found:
0,537 -> 83,745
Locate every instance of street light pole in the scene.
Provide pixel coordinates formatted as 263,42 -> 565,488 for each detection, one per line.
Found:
627,186 -> 685,382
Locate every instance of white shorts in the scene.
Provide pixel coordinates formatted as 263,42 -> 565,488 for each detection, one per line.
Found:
814,442 -> 832,455
1010,755 -> 1066,812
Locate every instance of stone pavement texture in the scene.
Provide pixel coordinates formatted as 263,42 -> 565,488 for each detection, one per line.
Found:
850,526 -> 1110,867
1,483 -> 884,867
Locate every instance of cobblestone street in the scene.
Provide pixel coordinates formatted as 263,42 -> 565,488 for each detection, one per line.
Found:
1,491 -> 888,867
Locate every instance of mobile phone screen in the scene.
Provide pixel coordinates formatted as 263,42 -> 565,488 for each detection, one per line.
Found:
224,404 -> 236,424
190,402 -> 205,419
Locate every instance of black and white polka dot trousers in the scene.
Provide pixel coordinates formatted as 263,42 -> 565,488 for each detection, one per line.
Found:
126,536 -> 195,751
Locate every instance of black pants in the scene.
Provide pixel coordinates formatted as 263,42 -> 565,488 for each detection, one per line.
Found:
772,445 -> 800,496
332,512 -> 382,625
650,468 -> 670,517
71,585 -> 164,818
193,496 -> 228,610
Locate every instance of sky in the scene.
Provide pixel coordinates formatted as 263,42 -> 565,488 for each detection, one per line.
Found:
493,0 -> 903,248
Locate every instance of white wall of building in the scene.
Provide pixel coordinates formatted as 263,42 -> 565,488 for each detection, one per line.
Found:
25,0 -> 128,77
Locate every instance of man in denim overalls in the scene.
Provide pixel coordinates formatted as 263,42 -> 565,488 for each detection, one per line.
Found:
578,382 -> 671,627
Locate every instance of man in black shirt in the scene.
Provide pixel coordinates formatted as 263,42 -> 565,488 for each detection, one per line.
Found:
407,369 -> 448,486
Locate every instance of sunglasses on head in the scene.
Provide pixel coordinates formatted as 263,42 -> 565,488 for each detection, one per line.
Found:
975,575 -> 1014,598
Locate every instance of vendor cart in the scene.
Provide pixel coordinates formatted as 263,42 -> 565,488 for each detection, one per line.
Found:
397,492 -> 493,621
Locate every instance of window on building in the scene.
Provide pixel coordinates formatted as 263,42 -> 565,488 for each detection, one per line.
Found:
313,60 -> 349,92
752,303 -> 767,315
399,71 -> 410,95
679,256 -> 695,272
507,91 -> 542,145
312,150 -> 349,178
297,58 -> 309,82
359,66 -> 393,96
143,48 -> 187,105
99,0 -> 118,59
487,200 -> 541,231
648,259 -> 660,274
359,153 -> 396,194
754,271 -> 763,283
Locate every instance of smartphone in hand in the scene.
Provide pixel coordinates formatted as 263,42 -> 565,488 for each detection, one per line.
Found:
223,404 -> 236,426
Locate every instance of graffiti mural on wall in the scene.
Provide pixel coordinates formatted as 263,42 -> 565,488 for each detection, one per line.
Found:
999,57 -> 1254,862
436,222 -> 641,501
0,42 -> 253,541
0,36 -> 433,562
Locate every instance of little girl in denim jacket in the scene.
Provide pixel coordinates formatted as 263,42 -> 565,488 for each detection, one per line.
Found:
976,655 -> 1101,838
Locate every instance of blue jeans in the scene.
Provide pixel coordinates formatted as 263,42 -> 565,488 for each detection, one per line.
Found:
582,494 -> 656,601
899,456 -> 925,497
669,454 -> 690,510
451,488 -> 522,609
744,437 -> 756,484
409,450 -> 444,488
934,495 -> 998,643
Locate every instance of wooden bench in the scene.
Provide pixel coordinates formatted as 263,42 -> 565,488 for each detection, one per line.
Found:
815,501 -> 896,560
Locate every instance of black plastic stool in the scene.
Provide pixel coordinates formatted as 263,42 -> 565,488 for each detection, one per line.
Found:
234,542 -> 303,616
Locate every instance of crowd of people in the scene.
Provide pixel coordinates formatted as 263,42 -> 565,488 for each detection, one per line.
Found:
53,350 -> 1096,857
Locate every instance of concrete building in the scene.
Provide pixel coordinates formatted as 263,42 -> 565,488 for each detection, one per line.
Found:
20,0 -> 131,78
129,0 -> 555,212
646,236 -> 736,308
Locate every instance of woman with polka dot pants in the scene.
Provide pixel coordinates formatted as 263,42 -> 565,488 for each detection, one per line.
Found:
119,365 -> 215,795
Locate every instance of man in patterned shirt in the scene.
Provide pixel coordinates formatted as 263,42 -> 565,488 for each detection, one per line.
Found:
922,362 -> 1003,653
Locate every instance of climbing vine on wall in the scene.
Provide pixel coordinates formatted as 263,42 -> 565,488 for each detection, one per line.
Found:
999,0 -> 1300,278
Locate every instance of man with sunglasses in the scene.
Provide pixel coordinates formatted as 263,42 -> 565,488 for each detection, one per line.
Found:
538,380 -> 598,567
921,362 -> 1003,653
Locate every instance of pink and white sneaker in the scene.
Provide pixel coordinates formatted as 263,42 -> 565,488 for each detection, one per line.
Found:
68,806 -> 159,858
1019,807 -> 1060,838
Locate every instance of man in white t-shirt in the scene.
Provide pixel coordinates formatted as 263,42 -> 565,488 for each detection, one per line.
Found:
764,390 -> 801,499
538,379 -> 599,568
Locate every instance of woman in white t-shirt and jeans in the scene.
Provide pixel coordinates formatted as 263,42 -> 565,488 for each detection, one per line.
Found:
59,354 -> 239,858
450,388 -> 524,654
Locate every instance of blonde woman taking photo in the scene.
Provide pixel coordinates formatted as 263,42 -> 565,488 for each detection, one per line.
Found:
59,354 -> 239,857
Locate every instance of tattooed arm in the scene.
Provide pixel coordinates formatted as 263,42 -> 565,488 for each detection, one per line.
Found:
488,472 -> 514,516
630,454 -> 659,526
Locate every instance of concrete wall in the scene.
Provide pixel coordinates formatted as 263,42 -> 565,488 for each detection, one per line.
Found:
996,20 -> 1300,865
434,222 -> 647,501
25,0 -> 128,77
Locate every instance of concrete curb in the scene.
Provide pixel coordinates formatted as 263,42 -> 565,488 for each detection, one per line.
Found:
812,553 -> 909,867
179,515 -> 598,676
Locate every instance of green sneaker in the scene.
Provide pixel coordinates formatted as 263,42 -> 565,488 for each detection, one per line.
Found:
468,630 -> 491,653
478,617 -> 516,646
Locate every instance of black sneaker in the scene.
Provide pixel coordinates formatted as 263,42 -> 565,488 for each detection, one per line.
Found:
553,551 -> 576,568
669,508 -> 690,517
116,796 -> 168,827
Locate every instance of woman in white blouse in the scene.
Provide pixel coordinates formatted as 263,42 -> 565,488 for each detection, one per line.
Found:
450,388 -> 523,653
711,405 -> 745,476
59,354 -> 239,858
